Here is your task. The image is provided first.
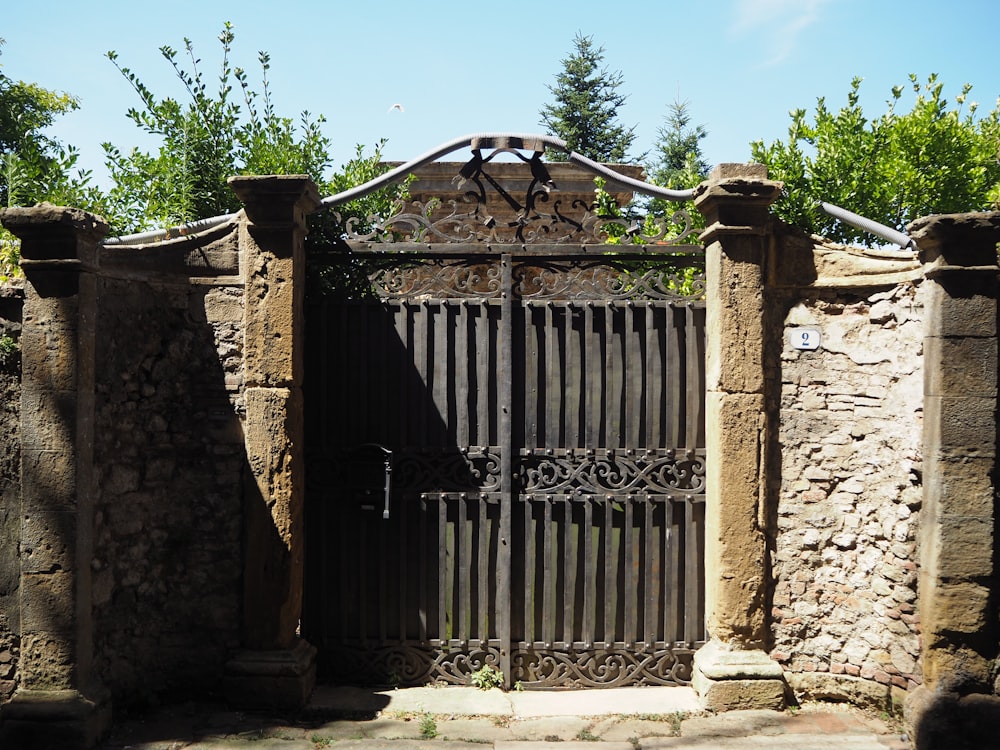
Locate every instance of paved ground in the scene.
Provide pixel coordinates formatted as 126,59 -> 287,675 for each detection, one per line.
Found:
98,685 -> 912,749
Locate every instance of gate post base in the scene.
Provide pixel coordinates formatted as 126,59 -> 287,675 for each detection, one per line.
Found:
692,640 -> 786,711
0,688 -> 112,750
223,639 -> 317,710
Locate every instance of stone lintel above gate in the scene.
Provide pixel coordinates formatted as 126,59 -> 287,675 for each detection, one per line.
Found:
691,164 -> 785,711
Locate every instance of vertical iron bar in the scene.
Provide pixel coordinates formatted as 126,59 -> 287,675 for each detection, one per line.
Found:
399,301 -> 410,447
624,494 -> 634,647
690,304 -> 707,449
526,302 -> 538,449
396,301 -> 408,640
524,496 -> 535,648
625,301 -> 639,448
567,303 -> 580,448
644,302 -> 656,450
359,303 -> 369,440
545,302 -> 557,448
666,303 -> 681,449
439,497 -> 448,642
684,498 -> 698,644
359,518 -> 368,647
415,301 -> 428,449
434,301 -> 448,446
457,301 -> 470,448
477,494 -> 488,645
605,302 -> 618,448
342,303 -> 355,445
603,494 -> 614,645
374,302 -> 387,444
585,302 -> 598,448
684,304 -> 696,450
666,499 -> 679,643
458,494 -> 468,643
562,497 -> 573,646
419,495 -> 428,643
542,497 -> 553,648
498,253 -> 513,685
338,489 -> 349,642
582,497 -> 593,648
399,487 -> 408,641
644,497 -> 655,648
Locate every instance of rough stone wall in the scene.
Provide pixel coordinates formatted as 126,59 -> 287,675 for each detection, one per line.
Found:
91,267 -> 245,706
0,283 -> 22,704
772,282 -> 924,696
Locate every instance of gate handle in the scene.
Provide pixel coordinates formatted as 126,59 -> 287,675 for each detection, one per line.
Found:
357,443 -> 392,520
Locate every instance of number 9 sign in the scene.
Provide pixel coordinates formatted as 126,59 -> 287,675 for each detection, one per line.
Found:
788,327 -> 821,351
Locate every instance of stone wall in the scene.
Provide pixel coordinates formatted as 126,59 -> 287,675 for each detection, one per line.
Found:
773,283 -> 924,702
91,268 -> 244,704
0,283 -> 22,704
0,181 -> 315,748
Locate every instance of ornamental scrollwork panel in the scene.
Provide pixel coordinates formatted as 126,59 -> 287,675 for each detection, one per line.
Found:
350,257 -> 704,302
513,259 -> 704,301
351,199 -> 700,246
519,451 -> 705,495
320,644 -> 502,687
392,449 -> 502,494
511,646 -> 697,688
368,258 -> 503,299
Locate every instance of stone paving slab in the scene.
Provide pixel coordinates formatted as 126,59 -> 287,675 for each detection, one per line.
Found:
498,743 -> 635,750
321,742 -> 494,750
509,686 -> 701,717
641,736 -> 898,749
184,742 -> 315,750
500,716 -> 589,740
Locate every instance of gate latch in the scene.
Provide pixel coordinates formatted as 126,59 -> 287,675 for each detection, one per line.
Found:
349,443 -> 392,520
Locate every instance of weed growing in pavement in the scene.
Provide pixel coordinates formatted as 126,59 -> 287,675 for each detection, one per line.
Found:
469,664 -> 504,690
669,711 -> 687,734
419,712 -> 438,739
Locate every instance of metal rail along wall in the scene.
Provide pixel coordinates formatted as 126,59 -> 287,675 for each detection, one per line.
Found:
303,149 -> 707,688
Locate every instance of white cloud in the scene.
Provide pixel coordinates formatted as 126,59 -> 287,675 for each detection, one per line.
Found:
729,0 -> 830,68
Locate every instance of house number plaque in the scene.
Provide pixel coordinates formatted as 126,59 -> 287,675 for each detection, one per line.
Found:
788,327 -> 821,351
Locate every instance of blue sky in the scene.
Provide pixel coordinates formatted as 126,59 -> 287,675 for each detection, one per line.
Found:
3,0 -> 999,189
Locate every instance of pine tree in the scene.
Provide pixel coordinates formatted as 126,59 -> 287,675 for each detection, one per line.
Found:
539,33 -> 636,163
650,99 -> 709,188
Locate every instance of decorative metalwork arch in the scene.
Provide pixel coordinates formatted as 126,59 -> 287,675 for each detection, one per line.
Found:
326,133 -> 701,248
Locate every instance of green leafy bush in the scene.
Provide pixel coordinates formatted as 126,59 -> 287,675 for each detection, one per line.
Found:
752,74 -> 1000,243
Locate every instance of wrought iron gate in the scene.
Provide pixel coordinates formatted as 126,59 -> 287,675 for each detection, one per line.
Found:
303,151 -> 707,688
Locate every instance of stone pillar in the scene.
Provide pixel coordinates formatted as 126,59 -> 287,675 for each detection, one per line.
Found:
689,165 -> 786,710
0,205 -> 110,748
224,175 -> 319,709
905,213 -> 1000,746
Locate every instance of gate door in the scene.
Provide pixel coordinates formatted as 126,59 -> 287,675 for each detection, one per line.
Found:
304,249 -> 706,689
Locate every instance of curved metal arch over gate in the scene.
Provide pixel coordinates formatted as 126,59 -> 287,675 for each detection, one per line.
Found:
302,135 -> 707,688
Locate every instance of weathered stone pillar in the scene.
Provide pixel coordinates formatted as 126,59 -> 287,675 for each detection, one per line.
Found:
0,205 -> 110,748
224,175 -> 319,709
905,213 -> 1000,747
690,165 -> 786,710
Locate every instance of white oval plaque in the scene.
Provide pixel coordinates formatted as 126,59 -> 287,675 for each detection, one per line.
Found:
789,327 -> 821,350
